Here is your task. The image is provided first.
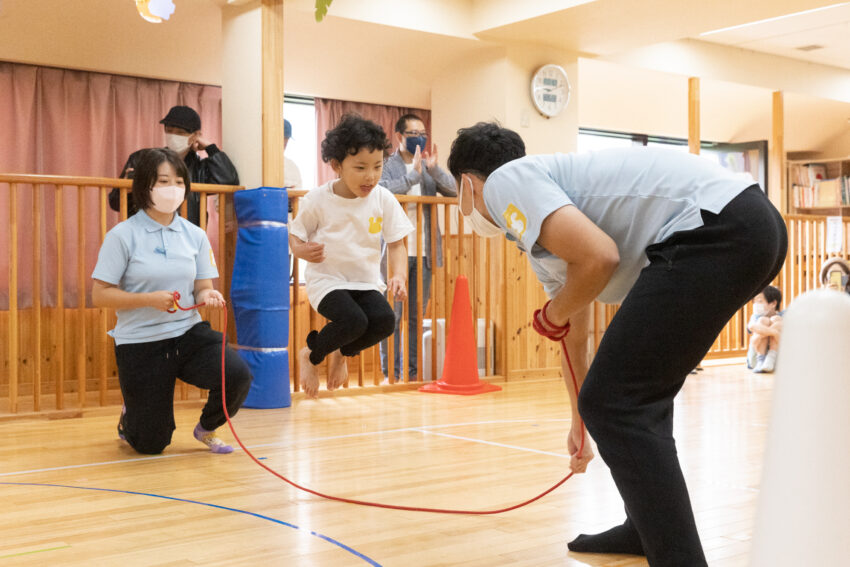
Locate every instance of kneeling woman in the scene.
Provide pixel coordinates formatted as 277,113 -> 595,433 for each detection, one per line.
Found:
92,148 -> 252,455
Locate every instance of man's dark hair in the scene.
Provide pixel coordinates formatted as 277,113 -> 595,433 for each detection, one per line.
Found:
762,285 -> 782,308
321,113 -> 390,163
131,148 -> 190,212
395,113 -> 424,134
447,122 -> 526,180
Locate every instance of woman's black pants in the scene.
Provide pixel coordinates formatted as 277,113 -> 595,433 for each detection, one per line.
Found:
115,321 -> 253,455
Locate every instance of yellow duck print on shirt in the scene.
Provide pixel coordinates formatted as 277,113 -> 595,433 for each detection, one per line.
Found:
368,216 -> 383,234
503,204 -> 527,239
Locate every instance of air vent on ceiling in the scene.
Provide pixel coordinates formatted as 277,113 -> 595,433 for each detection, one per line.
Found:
796,44 -> 824,52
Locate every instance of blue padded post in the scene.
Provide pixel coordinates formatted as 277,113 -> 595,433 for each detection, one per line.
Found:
231,187 -> 291,408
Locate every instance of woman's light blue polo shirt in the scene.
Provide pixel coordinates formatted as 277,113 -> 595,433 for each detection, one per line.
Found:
482,147 -> 756,304
92,210 -> 219,345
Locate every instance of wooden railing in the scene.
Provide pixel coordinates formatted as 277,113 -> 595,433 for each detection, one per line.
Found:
704,214 -> 850,357
0,174 -> 241,414
286,190 -> 518,388
3,174 -> 843,416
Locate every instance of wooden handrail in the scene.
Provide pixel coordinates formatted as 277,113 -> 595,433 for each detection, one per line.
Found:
0,173 -> 243,194
287,187 -> 456,205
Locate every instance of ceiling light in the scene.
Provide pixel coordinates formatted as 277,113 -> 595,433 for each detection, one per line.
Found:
135,0 -> 176,23
700,2 -> 850,36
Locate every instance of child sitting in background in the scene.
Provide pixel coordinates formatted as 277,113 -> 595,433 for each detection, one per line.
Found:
746,285 -> 783,373
820,256 -> 850,293
289,114 -> 413,398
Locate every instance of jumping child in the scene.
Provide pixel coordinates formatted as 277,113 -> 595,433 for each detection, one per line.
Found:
290,114 -> 413,398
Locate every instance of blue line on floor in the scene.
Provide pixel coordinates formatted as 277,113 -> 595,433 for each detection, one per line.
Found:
1,482 -> 381,566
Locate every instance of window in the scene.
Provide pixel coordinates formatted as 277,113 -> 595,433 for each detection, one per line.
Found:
579,128 -> 767,188
578,129 -> 640,153
284,95 -> 317,190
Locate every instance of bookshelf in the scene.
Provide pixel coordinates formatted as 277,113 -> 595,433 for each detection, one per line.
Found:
788,157 -> 850,216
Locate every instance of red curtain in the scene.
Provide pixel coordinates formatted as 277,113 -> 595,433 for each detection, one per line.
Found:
314,98 -> 431,186
0,61 -> 223,308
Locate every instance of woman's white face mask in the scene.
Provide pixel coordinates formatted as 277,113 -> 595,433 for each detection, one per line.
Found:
150,185 -> 185,215
457,175 -> 502,238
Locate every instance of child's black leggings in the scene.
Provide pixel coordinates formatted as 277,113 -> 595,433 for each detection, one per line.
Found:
308,289 -> 396,365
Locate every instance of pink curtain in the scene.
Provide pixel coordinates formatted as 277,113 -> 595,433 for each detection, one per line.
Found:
0,61 -> 223,309
314,98 -> 431,186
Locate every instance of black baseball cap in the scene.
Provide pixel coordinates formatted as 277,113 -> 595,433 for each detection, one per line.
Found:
160,106 -> 201,133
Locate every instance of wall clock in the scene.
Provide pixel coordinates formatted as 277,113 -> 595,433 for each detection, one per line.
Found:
531,64 -> 571,118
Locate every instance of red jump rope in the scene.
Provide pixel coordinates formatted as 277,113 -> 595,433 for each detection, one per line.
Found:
173,291 -> 585,515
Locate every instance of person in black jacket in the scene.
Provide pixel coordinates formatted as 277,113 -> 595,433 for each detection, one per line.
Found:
109,105 -> 239,226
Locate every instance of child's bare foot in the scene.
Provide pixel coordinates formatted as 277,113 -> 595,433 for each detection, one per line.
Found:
327,350 -> 348,391
299,347 -> 319,398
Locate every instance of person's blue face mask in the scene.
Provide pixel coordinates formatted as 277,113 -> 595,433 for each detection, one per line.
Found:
405,135 -> 427,155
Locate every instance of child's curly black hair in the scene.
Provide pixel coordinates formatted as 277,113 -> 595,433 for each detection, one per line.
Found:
320,113 -> 390,164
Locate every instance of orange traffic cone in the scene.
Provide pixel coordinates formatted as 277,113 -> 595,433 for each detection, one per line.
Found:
419,275 -> 501,395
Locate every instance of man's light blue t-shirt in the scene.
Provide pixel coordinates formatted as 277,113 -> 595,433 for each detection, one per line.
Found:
92,210 -> 219,345
483,147 -> 756,304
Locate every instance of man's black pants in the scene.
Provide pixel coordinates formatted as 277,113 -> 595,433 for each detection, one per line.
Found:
578,186 -> 787,566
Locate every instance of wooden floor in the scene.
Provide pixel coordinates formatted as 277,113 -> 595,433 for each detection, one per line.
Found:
0,363 -> 773,566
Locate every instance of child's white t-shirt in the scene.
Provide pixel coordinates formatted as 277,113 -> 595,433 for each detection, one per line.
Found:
290,180 -> 414,309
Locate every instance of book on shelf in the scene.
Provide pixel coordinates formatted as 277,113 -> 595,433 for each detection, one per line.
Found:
789,163 -> 828,187
817,178 -> 842,207
792,177 -> 850,210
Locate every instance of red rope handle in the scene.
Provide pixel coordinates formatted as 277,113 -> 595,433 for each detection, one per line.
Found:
207,299 -> 586,515
533,300 -> 571,341
167,291 -> 206,313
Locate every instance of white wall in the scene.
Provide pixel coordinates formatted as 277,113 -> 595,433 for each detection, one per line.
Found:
282,5 -> 482,109
605,38 -> 850,104
0,0 -> 222,85
221,4 -> 263,189
579,57 -> 850,156
431,47 -> 509,160
285,0 -> 475,38
504,44 -> 579,154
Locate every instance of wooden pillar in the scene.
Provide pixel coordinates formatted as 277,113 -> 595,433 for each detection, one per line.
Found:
262,0 -> 284,187
770,90 -> 786,213
688,77 -> 700,155
8,184 -> 18,413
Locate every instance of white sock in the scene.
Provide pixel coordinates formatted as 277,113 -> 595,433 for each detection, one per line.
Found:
747,347 -> 759,369
760,350 -> 778,373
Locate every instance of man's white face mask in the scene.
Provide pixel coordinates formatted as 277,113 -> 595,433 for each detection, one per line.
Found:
457,175 -> 502,238
165,133 -> 191,154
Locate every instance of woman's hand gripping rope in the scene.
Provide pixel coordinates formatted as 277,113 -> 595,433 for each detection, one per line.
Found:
167,291 -> 207,313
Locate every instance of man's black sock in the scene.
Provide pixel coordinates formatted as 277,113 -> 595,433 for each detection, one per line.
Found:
567,518 -> 645,555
